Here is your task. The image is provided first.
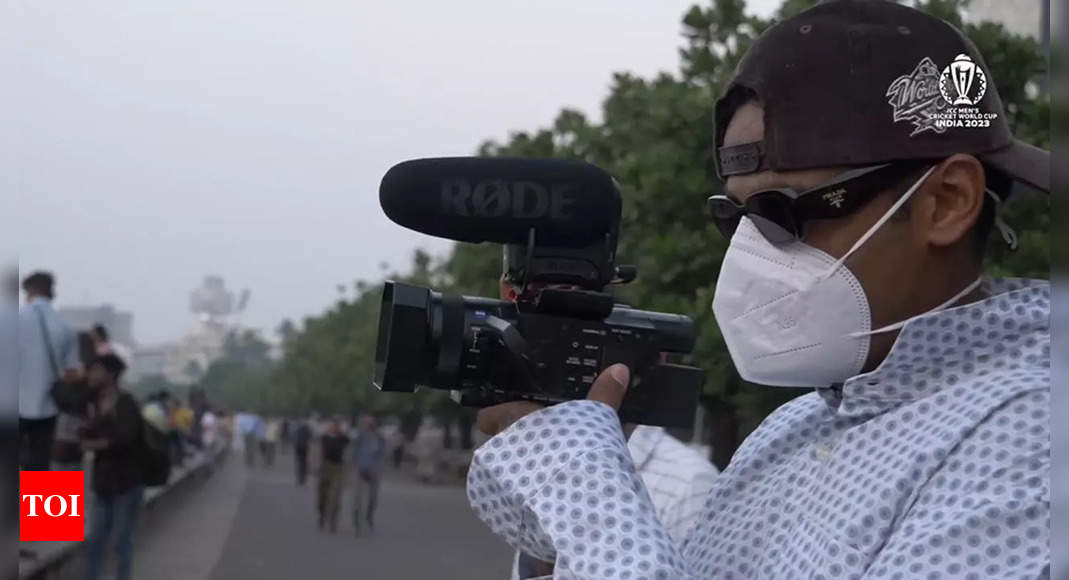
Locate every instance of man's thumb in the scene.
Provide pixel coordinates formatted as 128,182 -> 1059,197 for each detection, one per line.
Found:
587,364 -> 629,410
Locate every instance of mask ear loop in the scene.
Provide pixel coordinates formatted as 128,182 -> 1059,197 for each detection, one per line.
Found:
820,165 -> 938,280
848,275 -> 984,338
985,189 -> 1018,251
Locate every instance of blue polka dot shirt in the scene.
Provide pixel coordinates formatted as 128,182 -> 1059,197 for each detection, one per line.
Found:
467,278 -> 1050,579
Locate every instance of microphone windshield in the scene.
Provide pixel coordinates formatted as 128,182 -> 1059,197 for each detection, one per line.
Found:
379,157 -> 621,246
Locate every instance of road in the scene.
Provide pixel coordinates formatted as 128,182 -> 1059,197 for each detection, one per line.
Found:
133,448 -> 514,580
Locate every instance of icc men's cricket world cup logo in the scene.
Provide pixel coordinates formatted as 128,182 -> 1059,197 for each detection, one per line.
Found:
939,54 -> 987,106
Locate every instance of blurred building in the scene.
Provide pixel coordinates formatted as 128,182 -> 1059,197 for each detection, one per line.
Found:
127,275 -> 253,385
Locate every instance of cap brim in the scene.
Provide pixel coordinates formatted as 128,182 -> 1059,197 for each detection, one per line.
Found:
979,139 -> 1050,194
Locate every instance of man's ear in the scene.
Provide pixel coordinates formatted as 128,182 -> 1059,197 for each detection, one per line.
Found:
916,154 -> 986,249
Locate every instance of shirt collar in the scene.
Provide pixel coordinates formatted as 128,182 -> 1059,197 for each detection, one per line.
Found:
824,278 -> 1049,413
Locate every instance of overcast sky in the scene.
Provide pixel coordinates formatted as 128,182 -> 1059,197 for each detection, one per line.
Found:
5,0 -> 779,345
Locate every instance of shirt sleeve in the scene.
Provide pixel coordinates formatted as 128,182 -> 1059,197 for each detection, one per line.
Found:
468,401 -> 692,579
863,388 -> 1050,579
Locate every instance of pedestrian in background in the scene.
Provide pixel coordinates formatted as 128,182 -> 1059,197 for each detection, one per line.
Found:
88,324 -> 113,356
279,418 -> 291,453
236,412 -> 259,467
171,397 -> 195,455
81,354 -> 143,580
200,406 -> 218,450
351,414 -> 386,536
294,418 -> 312,486
50,331 -> 96,471
262,417 -> 281,467
316,417 -> 348,533
18,271 -> 81,471
158,392 -> 186,467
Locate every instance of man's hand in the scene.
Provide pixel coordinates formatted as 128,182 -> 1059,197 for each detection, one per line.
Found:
587,363 -> 629,410
475,363 -> 630,436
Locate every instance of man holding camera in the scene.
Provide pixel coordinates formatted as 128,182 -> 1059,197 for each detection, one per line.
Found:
499,280 -> 720,579
468,1 -> 1050,578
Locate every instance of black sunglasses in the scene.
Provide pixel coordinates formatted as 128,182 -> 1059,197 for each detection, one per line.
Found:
707,162 -> 929,244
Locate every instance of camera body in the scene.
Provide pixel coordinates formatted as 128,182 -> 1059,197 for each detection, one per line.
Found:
375,283 -> 702,427
374,157 -> 703,428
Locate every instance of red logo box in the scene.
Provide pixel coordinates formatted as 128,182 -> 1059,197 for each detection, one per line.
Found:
20,471 -> 84,542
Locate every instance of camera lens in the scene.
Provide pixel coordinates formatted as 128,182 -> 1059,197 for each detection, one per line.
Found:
374,281 -> 517,393
374,281 -> 432,392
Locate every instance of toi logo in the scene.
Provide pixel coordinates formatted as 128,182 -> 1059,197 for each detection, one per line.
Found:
20,471 -> 84,541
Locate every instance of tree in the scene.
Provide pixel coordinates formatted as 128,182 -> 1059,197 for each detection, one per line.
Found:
195,330 -> 275,413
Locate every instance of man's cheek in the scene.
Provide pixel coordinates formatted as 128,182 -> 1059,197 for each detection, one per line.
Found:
799,216 -> 858,257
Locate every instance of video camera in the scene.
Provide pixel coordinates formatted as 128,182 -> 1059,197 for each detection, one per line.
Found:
373,157 -> 703,428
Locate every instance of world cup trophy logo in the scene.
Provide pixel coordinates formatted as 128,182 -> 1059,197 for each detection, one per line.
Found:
939,54 -> 987,106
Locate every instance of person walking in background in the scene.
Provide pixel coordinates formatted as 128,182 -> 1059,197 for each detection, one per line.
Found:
187,388 -> 207,447
262,417 -> 281,467
140,394 -> 170,436
316,417 -> 348,533
171,397 -> 195,454
88,324 -> 113,355
215,410 -> 234,449
18,271 -> 81,471
236,412 -> 258,466
200,406 -> 218,450
50,331 -> 96,471
81,354 -> 143,580
279,418 -> 291,453
294,418 -> 312,486
256,415 -> 269,466
351,414 -> 386,536
157,392 -> 186,467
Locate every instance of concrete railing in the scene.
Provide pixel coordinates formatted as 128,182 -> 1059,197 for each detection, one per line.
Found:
18,443 -> 228,580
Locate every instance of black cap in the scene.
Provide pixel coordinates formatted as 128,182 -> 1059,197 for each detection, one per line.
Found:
714,0 -> 1049,194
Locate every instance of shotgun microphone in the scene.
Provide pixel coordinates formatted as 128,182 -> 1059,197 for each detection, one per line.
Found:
379,157 -> 621,247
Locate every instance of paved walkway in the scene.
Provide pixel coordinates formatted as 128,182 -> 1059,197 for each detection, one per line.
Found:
134,448 -> 513,579
133,452 -> 247,580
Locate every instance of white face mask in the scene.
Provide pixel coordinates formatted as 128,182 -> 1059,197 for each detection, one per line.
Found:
712,166 -> 984,387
